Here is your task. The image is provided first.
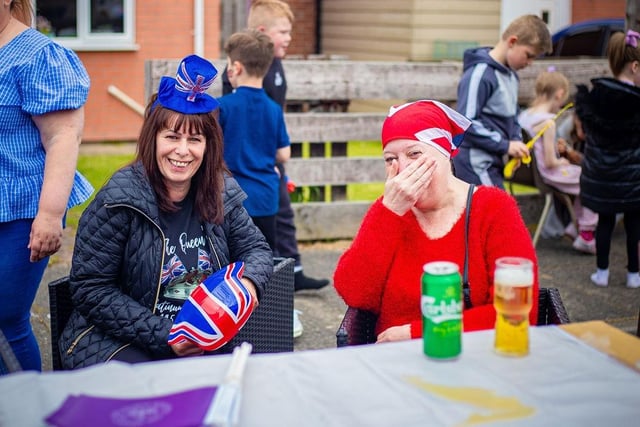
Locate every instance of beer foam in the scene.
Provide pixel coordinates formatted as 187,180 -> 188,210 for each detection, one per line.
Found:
494,268 -> 533,287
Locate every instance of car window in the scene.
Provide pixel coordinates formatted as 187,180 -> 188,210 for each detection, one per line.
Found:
554,29 -> 606,56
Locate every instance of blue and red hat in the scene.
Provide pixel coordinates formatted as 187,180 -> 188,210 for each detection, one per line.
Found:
156,54 -> 219,114
168,262 -> 254,351
381,100 -> 471,158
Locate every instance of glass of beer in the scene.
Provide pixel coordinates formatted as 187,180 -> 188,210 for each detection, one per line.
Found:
493,257 -> 534,357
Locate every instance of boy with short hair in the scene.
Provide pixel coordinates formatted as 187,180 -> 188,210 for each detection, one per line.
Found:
245,0 -> 293,107
453,14 -> 552,188
218,29 -> 291,250
222,0 -> 330,294
223,0 -> 292,110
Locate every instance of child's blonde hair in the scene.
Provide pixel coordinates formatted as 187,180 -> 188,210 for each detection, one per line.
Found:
248,0 -> 294,29
534,70 -> 570,101
607,31 -> 640,77
225,29 -> 274,78
502,15 -> 552,55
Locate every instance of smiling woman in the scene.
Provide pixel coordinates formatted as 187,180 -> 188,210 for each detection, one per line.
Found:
153,117 -> 207,204
56,55 -> 273,369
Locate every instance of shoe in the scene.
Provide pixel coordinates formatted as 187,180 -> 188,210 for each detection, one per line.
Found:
627,272 -> 640,289
293,309 -> 303,338
590,269 -> 609,287
563,223 -> 578,240
294,271 -> 329,292
572,235 -> 596,255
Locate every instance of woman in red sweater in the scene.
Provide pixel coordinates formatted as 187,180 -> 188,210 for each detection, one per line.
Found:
333,100 -> 539,342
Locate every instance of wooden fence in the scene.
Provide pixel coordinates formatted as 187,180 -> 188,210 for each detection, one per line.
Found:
145,58 -> 610,241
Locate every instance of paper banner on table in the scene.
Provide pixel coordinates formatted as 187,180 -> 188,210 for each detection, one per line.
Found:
45,386 -> 217,427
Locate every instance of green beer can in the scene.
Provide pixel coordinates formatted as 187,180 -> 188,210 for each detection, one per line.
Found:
421,261 -> 463,359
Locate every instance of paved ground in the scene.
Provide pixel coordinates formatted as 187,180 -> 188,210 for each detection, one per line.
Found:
28,142 -> 639,369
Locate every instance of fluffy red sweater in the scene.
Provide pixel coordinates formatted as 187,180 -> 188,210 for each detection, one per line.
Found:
334,186 -> 539,339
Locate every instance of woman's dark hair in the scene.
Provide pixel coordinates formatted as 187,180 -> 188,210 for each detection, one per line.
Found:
136,95 -> 228,224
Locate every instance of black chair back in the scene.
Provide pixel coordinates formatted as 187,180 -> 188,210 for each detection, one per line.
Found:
49,257 -> 294,370
0,329 -> 22,375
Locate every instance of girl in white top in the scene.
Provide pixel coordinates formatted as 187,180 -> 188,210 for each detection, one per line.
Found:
518,70 -> 598,254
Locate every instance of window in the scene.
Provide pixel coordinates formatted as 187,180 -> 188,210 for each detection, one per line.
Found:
36,0 -> 137,51
554,30 -> 605,57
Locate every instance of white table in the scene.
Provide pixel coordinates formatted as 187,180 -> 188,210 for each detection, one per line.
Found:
1,324 -> 639,427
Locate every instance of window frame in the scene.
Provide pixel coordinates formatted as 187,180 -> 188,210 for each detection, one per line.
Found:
37,0 -> 138,51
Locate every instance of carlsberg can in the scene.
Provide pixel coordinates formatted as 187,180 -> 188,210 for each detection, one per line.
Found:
421,261 -> 463,359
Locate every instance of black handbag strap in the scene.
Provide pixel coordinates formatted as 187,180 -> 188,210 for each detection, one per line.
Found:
463,184 -> 475,309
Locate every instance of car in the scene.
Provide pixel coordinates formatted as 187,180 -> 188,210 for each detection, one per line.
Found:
548,18 -> 625,57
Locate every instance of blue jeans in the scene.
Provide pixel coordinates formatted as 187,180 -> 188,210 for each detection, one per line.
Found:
0,219 -> 49,372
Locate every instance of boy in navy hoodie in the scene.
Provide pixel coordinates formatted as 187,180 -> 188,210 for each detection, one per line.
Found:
453,15 -> 552,188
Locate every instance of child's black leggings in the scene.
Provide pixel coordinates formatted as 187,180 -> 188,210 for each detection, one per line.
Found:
595,212 -> 640,272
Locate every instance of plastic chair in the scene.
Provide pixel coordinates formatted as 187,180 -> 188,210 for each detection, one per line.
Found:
336,287 -> 570,347
505,130 -> 578,248
49,257 -> 295,370
528,151 -> 579,248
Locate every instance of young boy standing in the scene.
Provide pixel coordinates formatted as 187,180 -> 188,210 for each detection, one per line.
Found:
218,29 -> 291,250
453,14 -> 552,188
222,0 -> 330,293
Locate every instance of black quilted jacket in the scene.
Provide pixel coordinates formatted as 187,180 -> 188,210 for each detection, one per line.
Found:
576,78 -> 640,213
59,162 -> 273,369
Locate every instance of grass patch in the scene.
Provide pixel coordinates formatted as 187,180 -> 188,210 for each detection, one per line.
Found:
346,141 -> 384,201
66,153 -> 134,230
347,140 -> 381,156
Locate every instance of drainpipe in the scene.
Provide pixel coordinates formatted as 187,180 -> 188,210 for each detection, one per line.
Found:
194,0 -> 204,56
315,0 -> 321,54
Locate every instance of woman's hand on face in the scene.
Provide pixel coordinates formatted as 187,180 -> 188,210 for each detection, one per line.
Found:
171,339 -> 205,357
382,153 -> 436,216
376,324 -> 411,343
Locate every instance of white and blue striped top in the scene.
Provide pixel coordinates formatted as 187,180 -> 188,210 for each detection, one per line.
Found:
0,28 -> 93,222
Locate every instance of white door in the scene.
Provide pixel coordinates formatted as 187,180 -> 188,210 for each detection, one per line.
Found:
501,0 -> 571,34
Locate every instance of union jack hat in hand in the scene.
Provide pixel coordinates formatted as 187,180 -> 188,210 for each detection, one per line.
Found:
156,54 -> 219,114
168,262 -> 254,351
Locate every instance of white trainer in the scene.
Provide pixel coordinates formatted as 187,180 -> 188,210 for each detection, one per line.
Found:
573,235 -> 596,255
564,223 -> 578,240
590,269 -> 609,287
627,272 -> 640,289
293,309 -> 303,338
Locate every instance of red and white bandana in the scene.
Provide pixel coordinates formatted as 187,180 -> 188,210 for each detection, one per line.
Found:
381,100 -> 471,158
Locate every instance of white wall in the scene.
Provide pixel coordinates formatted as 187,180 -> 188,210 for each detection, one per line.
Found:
501,0 -> 571,35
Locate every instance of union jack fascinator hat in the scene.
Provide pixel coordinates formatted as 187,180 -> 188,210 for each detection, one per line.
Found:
381,100 -> 471,158
156,54 -> 219,114
168,262 -> 254,351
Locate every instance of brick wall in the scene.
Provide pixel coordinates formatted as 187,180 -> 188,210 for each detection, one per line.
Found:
572,0 -> 626,22
74,0 -> 318,142
73,0 -> 630,143
286,0 -> 318,56
77,0 -> 221,142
